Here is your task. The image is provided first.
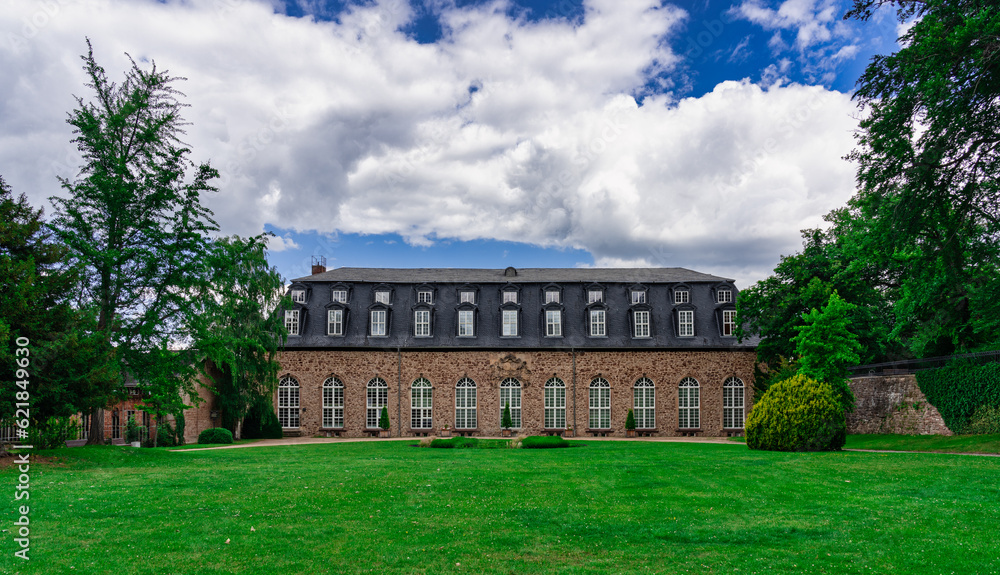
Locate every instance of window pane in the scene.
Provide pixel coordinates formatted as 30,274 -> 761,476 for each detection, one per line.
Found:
503,291 -> 518,304
458,310 -> 474,336
500,378 -> 522,428
674,290 -> 689,304
367,378 -> 388,428
588,290 -> 602,303
371,310 -> 386,336
679,310 -> 694,337
328,309 -> 343,336
631,290 -> 646,304
291,290 -> 306,303
284,310 -> 299,336
590,309 -> 606,336
417,290 -> 433,303
545,378 -> 566,428
460,291 -> 475,304
332,289 -> 347,303
279,376 -> 300,428
375,290 -> 390,304
545,290 -> 560,304
415,310 -> 430,337
634,311 -> 649,337
546,310 -> 562,336
502,309 -> 518,336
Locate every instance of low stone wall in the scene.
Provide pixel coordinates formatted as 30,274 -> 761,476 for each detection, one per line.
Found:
847,374 -> 951,435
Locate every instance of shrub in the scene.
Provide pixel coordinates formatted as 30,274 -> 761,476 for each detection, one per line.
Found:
198,427 -> 234,445
916,361 -> 1000,432
125,416 -> 145,443
27,416 -> 79,449
502,402 -> 513,430
625,409 -> 636,431
521,435 -> 570,449
242,400 -> 283,439
965,404 -> 1000,435
429,436 -> 478,449
745,374 -> 846,452
379,406 -> 391,430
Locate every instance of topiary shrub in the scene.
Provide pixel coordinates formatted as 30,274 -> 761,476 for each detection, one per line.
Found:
430,436 -> 479,449
745,374 -> 846,452
198,427 -> 234,445
242,400 -> 284,439
521,435 -> 570,449
379,406 -> 391,431
625,409 -> 636,431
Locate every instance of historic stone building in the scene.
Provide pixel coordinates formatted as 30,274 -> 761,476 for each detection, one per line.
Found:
275,266 -> 756,438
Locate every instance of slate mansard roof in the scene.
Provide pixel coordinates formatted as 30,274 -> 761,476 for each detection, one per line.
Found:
284,267 -> 758,351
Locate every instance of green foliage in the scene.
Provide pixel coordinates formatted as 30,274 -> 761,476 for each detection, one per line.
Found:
520,435 -> 570,449
793,292 -> 861,413
241,398 -> 283,439
151,418 -> 181,448
125,415 -> 145,444
752,356 -> 801,401
501,401 -> 513,430
746,374 -> 846,452
625,409 -> 636,430
197,427 -> 234,445
915,361 -> 1000,432
379,406 -> 391,430
27,416 -> 82,450
965,405 -> 1000,436
430,436 -> 479,449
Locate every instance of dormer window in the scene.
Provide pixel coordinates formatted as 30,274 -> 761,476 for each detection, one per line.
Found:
588,289 -> 603,304
502,309 -> 518,336
285,310 -> 300,336
502,290 -> 518,304
545,310 -> 562,337
633,310 -> 650,338
370,309 -> 387,336
545,290 -> 560,304
327,309 -> 343,336
458,309 -> 475,336
414,310 -> 431,337
374,290 -> 391,304
291,289 -> 306,303
631,290 -> 646,305
674,289 -> 689,304
417,290 -> 433,304
331,289 -> 348,303
679,310 -> 694,337
589,309 -> 606,337
722,309 -> 736,336
717,288 -> 733,304
460,291 -> 475,304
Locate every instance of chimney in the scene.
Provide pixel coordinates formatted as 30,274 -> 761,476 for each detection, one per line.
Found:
311,255 -> 327,276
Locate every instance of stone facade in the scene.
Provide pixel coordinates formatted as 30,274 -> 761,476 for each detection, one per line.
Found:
275,349 -> 756,438
847,375 -> 952,435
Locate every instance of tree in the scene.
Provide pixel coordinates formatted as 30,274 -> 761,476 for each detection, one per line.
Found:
501,401 -> 513,431
50,41 -> 219,443
792,292 -> 862,413
190,234 -> 288,438
845,0 -> 1000,356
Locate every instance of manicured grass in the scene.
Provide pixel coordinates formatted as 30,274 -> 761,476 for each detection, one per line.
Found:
164,439 -> 262,451
2,441 -> 998,574
844,433 -> 1000,454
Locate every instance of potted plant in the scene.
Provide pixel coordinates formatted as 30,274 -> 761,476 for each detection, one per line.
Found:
440,423 -> 451,437
625,409 -> 637,438
565,425 -> 574,438
501,401 -> 513,437
378,406 -> 391,438
125,416 -> 145,447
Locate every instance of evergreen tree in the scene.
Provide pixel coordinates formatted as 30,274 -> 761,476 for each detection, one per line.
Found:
793,292 -> 862,413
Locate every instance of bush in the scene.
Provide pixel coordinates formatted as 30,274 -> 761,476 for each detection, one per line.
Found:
27,416 -> 79,449
745,374 -> 846,452
379,406 -> 391,430
521,435 -> 570,449
429,436 -> 478,449
198,427 -> 234,445
625,409 -> 636,431
916,361 -> 1000,432
965,404 -> 1000,435
242,400 -> 283,439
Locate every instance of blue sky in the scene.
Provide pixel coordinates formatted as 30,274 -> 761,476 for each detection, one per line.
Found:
0,0 -> 906,286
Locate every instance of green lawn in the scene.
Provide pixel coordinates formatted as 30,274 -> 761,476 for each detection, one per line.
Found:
845,433 -> 1000,454
2,440 -> 998,574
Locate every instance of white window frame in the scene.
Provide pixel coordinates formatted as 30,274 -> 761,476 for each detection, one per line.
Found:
674,290 -> 689,304
718,288 -> 733,304
370,309 -> 387,336
634,310 -> 650,338
327,309 -> 343,336
367,377 -> 388,429
502,291 -> 518,304
545,290 -> 560,304
331,289 -> 348,303
455,377 -> 477,429
679,310 -> 694,337
590,309 -> 606,337
417,290 -> 433,304
544,377 -> 566,429
588,290 -> 603,304
284,310 -> 300,336
723,309 -> 736,337
414,310 -> 431,337
278,375 -> 300,428
374,290 -> 390,304
291,289 -> 306,303
634,377 -> 655,429
724,377 -> 746,429
411,378 -> 433,429
322,377 -> 344,428
589,378 -> 611,429
631,290 -> 646,304
678,377 -> 700,429
458,309 -> 475,337
545,309 -> 562,337
502,309 -> 518,337
460,291 -> 475,304
500,378 -> 522,429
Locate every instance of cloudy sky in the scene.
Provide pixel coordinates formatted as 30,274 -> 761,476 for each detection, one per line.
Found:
0,0 -> 904,286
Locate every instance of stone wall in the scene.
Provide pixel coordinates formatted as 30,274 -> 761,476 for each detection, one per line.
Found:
275,349 -> 756,438
847,374 -> 952,435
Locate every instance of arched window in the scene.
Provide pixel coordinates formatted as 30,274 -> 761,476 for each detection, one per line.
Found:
278,375 -> 300,428
499,378 -> 522,429
322,377 -> 344,428
724,377 -> 746,429
366,377 -> 388,428
544,377 -> 566,429
456,378 -> 477,429
589,377 -> 611,429
411,378 -> 433,429
634,377 -> 655,429
678,377 -> 700,429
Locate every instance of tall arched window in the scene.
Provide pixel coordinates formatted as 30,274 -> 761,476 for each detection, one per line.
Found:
367,377 -> 388,429
724,377 -> 746,429
589,377 -> 611,429
678,377 -> 700,429
499,378 -> 522,428
278,375 -> 300,428
634,377 -> 655,429
544,377 -> 566,429
322,377 -> 344,428
411,378 -> 433,429
456,377 -> 477,429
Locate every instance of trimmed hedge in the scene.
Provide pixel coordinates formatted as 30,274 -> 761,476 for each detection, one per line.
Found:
745,374 -> 846,452
430,436 -> 479,449
916,361 -> 1000,433
242,401 -> 284,439
521,435 -> 570,449
198,427 -> 234,445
